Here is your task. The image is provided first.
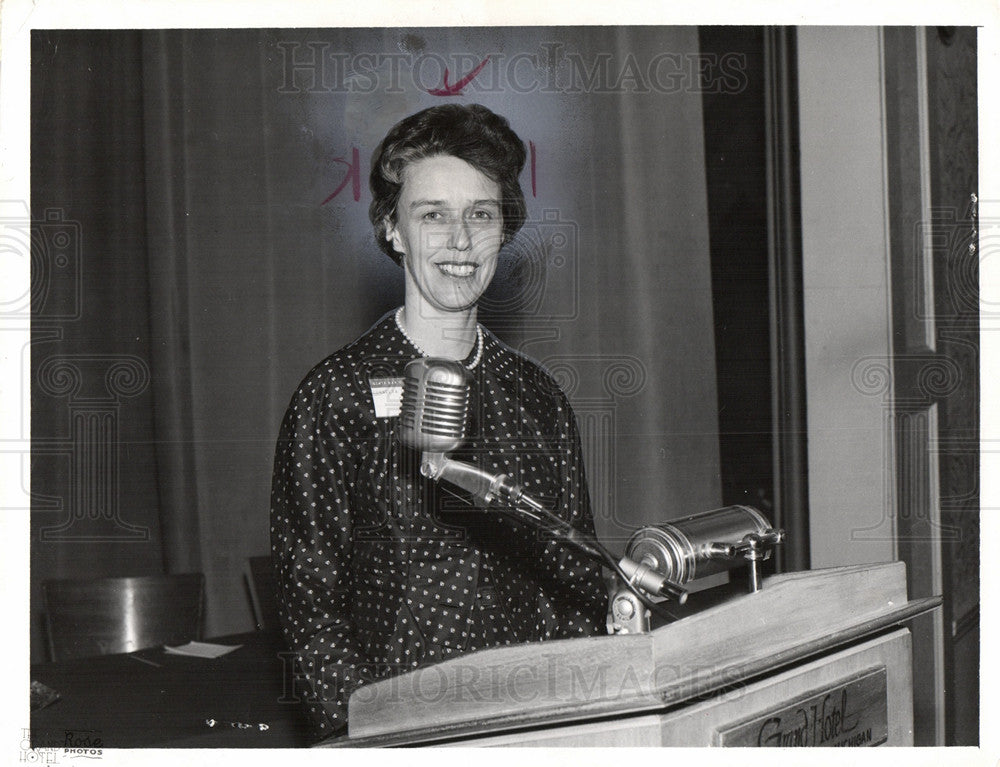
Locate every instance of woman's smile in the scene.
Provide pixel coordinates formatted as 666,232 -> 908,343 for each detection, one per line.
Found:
437,261 -> 480,278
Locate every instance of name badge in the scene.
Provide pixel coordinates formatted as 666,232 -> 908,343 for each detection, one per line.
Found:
369,377 -> 403,418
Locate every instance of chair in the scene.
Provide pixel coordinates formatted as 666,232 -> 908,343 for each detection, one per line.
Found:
42,573 -> 205,662
246,556 -> 279,632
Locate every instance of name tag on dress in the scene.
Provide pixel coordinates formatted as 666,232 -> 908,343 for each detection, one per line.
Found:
369,377 -> 403,418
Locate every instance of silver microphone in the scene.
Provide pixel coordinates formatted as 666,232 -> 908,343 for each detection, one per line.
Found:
399,356 -> 506,502
399,358 -> 470,454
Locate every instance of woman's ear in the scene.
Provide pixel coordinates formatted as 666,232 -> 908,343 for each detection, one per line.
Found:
384,216 -> 404,256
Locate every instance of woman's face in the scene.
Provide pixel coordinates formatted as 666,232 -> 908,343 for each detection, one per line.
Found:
386,154 -> 503,315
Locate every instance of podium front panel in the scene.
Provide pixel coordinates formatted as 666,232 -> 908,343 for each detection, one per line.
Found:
447,628 -> 912,747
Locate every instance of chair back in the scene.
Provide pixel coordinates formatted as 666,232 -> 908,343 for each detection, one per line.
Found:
247,556 -> 279,631
43,573 -> 205,661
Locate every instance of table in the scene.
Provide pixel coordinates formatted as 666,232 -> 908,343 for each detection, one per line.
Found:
31,631 -> 315,748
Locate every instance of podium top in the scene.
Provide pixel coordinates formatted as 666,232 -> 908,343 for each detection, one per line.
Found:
340,562 -> 937,744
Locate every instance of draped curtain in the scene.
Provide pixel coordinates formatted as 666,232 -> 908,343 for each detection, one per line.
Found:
32,27 -> 720,644
30,31 -> 165,658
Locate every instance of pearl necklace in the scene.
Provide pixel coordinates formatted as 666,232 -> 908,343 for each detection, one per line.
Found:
395,307 -> 484,371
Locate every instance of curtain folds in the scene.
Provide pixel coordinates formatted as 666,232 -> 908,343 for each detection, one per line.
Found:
142,31 -> 205,576
30,31 -> 165,657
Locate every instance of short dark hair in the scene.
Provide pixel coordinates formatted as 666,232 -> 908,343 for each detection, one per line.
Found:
369,104 -> 528,265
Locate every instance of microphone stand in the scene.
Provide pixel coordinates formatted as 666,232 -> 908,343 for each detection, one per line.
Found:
418,451 -> 687,633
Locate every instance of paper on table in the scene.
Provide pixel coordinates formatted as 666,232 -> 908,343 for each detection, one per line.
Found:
163,641 -> 242,658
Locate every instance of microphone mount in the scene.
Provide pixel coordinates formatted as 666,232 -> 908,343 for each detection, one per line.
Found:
419,451 -> 546,513
417,449 -> 687,620
609,506 -> 785,633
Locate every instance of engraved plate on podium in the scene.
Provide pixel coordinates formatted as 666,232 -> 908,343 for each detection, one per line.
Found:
716,668 -> 889,747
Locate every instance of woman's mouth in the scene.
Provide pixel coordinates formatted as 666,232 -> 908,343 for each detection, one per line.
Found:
437,262 -> 478,278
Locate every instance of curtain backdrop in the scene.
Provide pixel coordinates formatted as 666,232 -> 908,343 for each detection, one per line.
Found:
32,27 -> 721,643
30,31 -> 165,660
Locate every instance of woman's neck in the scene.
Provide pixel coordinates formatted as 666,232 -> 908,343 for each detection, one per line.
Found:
398,303 -> 479,360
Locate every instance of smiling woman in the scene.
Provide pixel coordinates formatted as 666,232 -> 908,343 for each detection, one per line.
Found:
269,104 -> 607,739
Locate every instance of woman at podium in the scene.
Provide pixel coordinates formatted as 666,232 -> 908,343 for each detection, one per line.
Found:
270,104 -> 607,738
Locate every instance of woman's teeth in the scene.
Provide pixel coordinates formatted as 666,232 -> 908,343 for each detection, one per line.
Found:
438,263 -> 477,277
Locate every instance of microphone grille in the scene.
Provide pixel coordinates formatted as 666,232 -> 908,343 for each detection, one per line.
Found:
400,358 -> 470,453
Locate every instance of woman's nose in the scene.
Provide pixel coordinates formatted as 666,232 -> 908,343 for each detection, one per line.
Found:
448,219 -> 472,251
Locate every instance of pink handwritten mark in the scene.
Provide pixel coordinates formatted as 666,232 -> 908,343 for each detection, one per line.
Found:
427,57 -> 490,96
529,141 -> 537,197
320,147 -> 361,205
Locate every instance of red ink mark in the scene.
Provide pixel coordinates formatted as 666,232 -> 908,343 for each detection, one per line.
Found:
529,141 -> 537,197
321,147 -> 361,205
427,57 -> 490,96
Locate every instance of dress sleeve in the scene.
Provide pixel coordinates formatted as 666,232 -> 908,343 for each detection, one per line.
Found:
269,373 -> 375,738
531,385 -> 609,638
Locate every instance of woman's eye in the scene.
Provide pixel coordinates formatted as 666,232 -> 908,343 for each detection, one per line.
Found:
469,210 -> 493,220
422,211 -> 444,222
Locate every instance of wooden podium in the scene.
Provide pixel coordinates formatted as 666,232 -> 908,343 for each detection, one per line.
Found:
323,562 -> 938,747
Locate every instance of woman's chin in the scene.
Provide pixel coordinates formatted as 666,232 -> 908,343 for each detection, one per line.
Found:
425,286 -> 489,313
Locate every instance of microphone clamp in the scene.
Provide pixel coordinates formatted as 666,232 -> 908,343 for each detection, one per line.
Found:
418,451 -> 544,512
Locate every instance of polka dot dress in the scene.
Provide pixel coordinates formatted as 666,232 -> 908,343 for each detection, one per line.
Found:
270,311 -> 607,737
